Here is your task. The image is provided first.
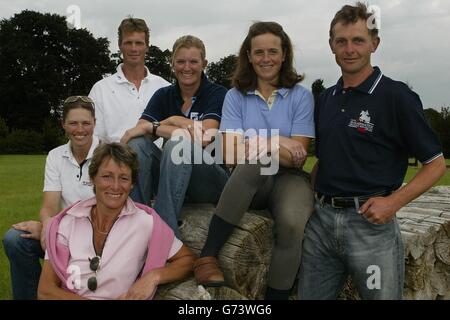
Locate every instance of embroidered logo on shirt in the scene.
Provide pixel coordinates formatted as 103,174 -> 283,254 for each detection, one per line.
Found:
348,110 -> 374,133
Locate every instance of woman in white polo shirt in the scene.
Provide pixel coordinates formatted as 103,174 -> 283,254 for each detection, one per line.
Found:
3,96 -> 99,300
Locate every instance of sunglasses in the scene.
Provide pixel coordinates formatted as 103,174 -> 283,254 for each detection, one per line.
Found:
87,256 -> 100,291
64,96 -> 94,105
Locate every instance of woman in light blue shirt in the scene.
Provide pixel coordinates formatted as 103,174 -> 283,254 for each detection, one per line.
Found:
194,21 -> 315,300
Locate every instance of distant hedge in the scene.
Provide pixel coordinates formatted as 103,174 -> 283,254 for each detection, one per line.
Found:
0,117 -> 65,154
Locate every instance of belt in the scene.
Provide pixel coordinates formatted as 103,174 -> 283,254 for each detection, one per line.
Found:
315,190 -> 392,209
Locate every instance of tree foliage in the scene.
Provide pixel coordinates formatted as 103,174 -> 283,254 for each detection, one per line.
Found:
206,54 -> 237,89
311,78 -> 326,103
0,10 -> 115,133
424,107 -> 450,158
147,45 -> 174,83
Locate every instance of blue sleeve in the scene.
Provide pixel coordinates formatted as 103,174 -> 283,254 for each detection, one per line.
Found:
219,89 -> 244,132
395,83 -> 442,163
140,88 -> 167,122
201,85 -> 227,122
291,86 -> 315,138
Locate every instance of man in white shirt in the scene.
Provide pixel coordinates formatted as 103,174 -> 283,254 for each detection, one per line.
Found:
89,17 -> 170,143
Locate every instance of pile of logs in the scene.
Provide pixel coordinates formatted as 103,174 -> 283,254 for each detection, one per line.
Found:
155,186 -> 450,300
394,186 -> 450,299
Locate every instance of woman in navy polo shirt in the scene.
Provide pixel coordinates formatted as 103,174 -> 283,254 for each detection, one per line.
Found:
194,21 -> 315,300
121,35 -> 229,239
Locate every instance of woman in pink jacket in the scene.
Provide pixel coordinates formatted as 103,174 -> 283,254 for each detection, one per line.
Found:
38,143 -> 195,300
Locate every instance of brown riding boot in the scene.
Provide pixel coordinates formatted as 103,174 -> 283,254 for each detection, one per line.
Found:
193,256 -> 225,287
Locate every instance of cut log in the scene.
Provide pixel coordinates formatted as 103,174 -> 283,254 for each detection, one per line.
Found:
177,204 -> 273,300
155,279 -> 247,300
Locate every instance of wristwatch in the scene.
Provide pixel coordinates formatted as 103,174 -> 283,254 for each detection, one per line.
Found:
152,121 -> 160,136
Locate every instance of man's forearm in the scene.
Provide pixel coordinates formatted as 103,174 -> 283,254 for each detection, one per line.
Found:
389,156 -> 446,210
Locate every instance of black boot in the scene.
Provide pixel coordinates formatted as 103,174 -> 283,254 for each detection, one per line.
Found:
200,214 -> 236,257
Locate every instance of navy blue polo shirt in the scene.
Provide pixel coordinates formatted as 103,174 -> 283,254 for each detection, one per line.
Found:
315,67 -> 442,197
141,74 -> 227,123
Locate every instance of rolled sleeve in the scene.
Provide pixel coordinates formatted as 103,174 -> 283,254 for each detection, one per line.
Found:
140,88 -> 166,122
43,152 -> 61,192
89,84 -> 106,142
201,86 -> 227,122
396,84 -> 442,164
219,89 -> 244,132
291,87 -> 315,138
167,237 -> 184,259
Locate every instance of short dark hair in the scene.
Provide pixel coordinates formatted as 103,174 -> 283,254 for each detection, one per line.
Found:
330,2 -> 379,39
89,143 -> 139,186
62,96 -> 95,122
232,21 -> 303,93
118,17 -> 150,46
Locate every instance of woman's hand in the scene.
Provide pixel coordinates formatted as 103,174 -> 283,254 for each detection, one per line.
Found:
116,271 -> 160,300
278,136 -> 307,167
120,121 -> 152,144
12,220 -> 42,241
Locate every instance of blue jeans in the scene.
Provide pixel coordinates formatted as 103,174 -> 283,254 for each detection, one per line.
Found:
298,202 -> 404,300
129,135 -> 229,238
3,228 -> 44,300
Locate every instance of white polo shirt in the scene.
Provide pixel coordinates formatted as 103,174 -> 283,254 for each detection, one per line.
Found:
89,64 -> 170,143
43,136 -> 99,208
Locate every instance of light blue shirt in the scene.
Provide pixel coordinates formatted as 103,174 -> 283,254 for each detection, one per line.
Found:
219,85 -> 315,138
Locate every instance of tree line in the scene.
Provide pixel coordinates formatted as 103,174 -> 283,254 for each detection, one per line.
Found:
0,10 -> 448,158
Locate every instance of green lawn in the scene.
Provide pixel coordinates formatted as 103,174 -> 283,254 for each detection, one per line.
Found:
0,155 -> 46,299
0,155 -> 449,299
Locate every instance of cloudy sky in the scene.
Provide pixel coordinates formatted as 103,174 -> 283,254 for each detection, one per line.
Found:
1,0 -> 449,110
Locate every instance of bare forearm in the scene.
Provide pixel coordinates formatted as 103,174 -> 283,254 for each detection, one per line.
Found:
142,249 -> 195,287
277,135 -> 310,168
389,156 -> 446,211
38,284 -> 86,300
161,116 -> 193,128
153,257 -> 195,285
155,125 -> 186,140
39,208 -> 58,224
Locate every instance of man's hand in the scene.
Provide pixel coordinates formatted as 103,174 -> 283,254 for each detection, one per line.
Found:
358,196 -> 399,224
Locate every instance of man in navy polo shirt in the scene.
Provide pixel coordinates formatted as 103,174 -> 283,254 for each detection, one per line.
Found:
121,35 -> 229,238
298,2 -> 446,300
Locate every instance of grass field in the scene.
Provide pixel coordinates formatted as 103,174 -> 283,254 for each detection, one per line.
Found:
0,155 -> 449,299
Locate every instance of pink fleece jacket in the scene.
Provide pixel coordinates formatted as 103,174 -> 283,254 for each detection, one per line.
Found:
45,199 -> 174,299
